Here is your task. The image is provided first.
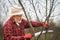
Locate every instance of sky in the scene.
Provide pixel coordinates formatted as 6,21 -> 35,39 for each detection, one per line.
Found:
0,0 -> 60,24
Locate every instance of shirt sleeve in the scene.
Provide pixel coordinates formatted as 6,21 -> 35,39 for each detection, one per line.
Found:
3,22 -> 24,40
23,19 -> 43,28
30,21 -> 43,27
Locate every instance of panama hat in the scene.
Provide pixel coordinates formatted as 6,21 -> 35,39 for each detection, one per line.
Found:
9,6 -> 24,17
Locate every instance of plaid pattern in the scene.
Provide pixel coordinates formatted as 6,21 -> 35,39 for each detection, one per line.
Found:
3,17 -> 42,40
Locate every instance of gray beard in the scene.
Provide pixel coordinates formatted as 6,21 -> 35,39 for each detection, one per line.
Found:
15,21 -> 21,23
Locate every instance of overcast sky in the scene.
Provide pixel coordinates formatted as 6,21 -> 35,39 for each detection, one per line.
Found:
0,0 -> 60,24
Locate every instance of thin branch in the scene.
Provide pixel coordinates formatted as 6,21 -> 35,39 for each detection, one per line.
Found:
5,6 -> 9,16
45,0 -> 48,19
50,13 -> 60,17
45,0 -> 54,21
44,0 -> 48,40
28,0 -> 40,21
28,12 -> 31,20
52,2 -> 60,13
8,0 -> 14,7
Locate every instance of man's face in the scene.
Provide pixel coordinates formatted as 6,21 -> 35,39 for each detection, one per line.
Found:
12,15 -> 22,23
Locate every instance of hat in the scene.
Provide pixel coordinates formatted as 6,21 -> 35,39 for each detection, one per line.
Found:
9,7 -> 24,17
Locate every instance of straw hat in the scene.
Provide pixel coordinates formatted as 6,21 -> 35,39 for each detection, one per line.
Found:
9,7 -> 24,17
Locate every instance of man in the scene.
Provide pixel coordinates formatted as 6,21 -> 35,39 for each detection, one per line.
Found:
3,7 -> 50,40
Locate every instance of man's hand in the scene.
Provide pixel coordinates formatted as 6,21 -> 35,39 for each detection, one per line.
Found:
23,33 -> 32,39
42,22 -> 50,29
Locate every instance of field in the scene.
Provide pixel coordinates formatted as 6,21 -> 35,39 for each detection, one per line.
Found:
0,26 -> 60,40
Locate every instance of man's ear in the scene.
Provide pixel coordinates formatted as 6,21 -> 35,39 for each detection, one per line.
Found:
12,16 -> 16,20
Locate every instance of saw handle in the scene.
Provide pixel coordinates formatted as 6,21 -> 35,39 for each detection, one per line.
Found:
26,38 -> 30,40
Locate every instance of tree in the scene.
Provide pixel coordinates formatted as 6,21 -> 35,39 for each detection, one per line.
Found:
0,0 -> 60,40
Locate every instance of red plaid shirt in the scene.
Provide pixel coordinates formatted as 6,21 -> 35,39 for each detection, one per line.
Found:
3,17 -> 42,40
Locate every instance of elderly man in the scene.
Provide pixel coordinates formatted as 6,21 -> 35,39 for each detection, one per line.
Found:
3,7 -> 50,40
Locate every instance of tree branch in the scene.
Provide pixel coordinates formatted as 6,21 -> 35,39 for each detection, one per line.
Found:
18,0 -> 36,40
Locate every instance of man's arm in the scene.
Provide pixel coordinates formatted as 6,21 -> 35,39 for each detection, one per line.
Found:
30,21 -> 42,27
23,19 -> 50,28
23,19 -> 42,28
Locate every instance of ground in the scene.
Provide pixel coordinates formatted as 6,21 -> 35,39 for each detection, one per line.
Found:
0,26 -> 60,40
